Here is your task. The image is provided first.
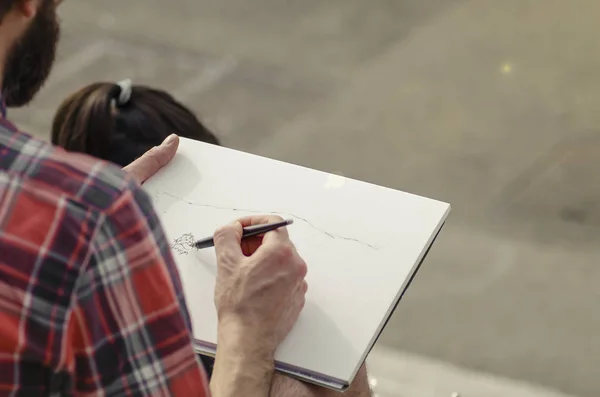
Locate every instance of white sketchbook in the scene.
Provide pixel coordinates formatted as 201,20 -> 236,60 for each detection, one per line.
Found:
143,138 -> 450,390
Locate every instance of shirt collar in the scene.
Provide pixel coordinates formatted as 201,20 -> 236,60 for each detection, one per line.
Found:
0,94 -> 7,119
0,94 -> 21,133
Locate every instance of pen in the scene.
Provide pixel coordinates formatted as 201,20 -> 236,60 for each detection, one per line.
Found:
194,219 -> 294,249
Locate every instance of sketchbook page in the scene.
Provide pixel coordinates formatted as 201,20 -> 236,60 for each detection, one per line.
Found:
142,138 -> 450,383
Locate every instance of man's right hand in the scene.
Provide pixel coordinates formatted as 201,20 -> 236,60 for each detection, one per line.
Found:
210,215 -> 308,397
213,215 -> 308,352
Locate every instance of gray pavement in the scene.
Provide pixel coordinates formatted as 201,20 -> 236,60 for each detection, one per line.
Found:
14,1 -> 600,396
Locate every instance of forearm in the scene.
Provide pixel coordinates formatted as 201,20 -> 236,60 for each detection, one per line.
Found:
210,320 -> 275,397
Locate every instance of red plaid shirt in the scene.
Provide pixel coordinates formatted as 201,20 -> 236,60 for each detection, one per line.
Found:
0,104 -> 209,396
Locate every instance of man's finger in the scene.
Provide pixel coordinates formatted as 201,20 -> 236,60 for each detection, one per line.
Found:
236,215 -> 285,228
214,221 -> 244,263
123,134 -> 179,184
236,215 -> 290,243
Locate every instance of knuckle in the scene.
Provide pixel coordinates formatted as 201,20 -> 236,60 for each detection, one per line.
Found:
143,147 -> 160,164
276,242 -> 294,261
213,225 -> 229,239
214,224 -> 236,239
299,295 -> 306,310
297,259 -> 308,278
215,245 -> 229,259
216,248 -> 234,264
145,146 -> 167,167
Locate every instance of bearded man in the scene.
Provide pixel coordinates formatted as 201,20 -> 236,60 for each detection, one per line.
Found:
0,2 -> 371,396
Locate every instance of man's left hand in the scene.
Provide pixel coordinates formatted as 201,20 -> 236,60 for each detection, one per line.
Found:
123,134 -> 179,184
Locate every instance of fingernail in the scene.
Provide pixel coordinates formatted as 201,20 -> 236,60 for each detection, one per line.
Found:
163,134 -> 177,146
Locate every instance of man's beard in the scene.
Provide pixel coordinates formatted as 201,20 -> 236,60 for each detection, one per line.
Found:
3,0 -> 60,108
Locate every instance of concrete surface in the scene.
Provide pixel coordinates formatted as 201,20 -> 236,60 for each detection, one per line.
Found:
11,1 -> 600,396
367,346 -> 577,397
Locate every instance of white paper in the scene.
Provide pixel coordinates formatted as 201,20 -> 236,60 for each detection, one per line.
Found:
143,138 -> 450,384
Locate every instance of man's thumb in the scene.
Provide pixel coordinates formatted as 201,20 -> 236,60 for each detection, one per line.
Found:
123,134 -> 179,184
213,222 -> 243,261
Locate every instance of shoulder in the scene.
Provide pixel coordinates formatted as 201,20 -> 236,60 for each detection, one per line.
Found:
2,130 -> 145,212
0,129 -> 161,266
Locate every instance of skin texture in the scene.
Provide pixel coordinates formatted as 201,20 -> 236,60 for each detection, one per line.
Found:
123,134 -> 180,184
210,216 -> 372,397
211,216 -> 308,397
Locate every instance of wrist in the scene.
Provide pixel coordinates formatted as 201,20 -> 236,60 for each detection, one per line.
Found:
218,315 -> 277,362
211,317 -> 275,397
218,314 -> 278,360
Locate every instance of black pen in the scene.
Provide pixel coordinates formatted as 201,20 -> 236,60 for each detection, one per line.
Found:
194,219 -> 294,249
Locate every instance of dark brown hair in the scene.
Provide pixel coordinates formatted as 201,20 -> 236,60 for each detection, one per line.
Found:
51,82 -> 220,167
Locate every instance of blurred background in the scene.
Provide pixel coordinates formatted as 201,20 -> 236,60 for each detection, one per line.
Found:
13,1 -> 600,396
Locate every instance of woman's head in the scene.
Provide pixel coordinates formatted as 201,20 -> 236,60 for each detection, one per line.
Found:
52,80 -> 220,167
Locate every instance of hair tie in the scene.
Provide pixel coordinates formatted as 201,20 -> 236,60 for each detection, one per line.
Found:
115,79 -> 132,106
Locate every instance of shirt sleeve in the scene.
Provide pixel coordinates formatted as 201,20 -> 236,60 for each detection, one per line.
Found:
69,177 -> 210,396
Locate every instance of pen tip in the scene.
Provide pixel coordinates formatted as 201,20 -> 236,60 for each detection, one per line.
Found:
286,219 -> 294,225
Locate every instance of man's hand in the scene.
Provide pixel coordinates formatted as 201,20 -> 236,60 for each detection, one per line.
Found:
210,215 -> 308,397
123,134 -> 179,184
214,215 -> 308,349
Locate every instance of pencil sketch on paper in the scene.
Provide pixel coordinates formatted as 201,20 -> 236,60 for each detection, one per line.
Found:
171,233 -> 196,255
158,191 -> 381,250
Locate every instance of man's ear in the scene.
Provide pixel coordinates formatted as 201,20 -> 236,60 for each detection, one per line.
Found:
13,0 -> 39,19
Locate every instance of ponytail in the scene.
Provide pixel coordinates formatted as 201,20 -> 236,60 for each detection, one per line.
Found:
51,82 -> 117,160
53,80 -> 220,167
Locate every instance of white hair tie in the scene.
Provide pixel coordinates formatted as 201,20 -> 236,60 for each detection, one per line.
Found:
116,78 -> 132,106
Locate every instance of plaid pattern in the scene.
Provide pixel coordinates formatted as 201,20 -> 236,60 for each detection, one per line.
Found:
0,107 -> 209,396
